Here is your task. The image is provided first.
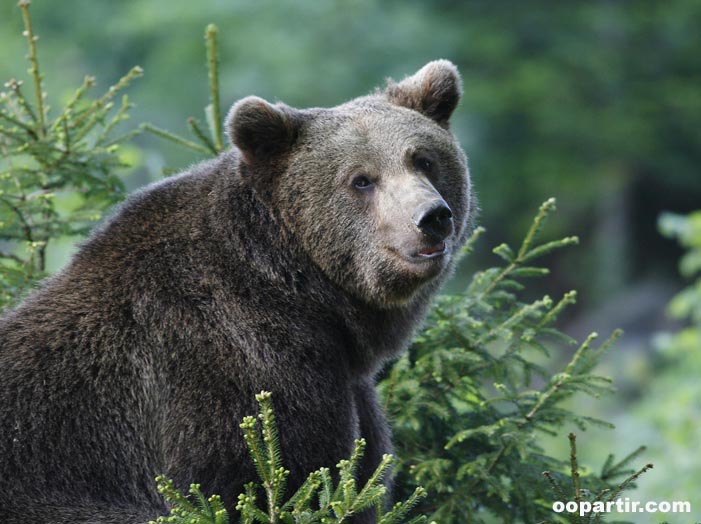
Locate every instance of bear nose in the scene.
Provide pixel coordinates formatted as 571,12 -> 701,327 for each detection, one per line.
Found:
413,201 -> 454,242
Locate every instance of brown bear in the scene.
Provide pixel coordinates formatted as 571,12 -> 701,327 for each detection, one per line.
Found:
0,60 -> 473,523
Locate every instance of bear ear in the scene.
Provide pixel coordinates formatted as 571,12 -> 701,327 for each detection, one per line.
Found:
385,60 -> 462,128
226,96 -> 300,164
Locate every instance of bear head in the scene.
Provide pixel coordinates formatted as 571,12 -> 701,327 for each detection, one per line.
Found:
226,60 -> 473,308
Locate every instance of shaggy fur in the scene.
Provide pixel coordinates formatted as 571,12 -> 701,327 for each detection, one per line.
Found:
0,60 -> 473,523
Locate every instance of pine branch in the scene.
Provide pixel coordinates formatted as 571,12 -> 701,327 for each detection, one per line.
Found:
596,463 -> 653,523
568,433 -> 582,524
18,0 -> 45,136
142,123 -> 212,155
205,24 -> 223,152
0,250 -> 25,265
517,197 -> 556,259
542,471 -> 567,503
187,117 -> 218,155
72,66 -> 143,128
0,109 -> 36,136
600,446 -> 648,481
4,78 -> 38,124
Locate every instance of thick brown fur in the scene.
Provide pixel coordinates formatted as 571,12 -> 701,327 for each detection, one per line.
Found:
0,60 -> 474,524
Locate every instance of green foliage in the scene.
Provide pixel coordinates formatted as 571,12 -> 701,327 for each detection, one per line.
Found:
380,199 -> 643,524
152,478 -> 229,524
152,392 -> 429,524
0,0 -> 141,307
608,211 -> 701,515
658,211 -> 701,347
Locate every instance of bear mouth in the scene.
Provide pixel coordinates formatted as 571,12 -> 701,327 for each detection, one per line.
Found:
416,241 -> 446,259
384,242 -> 449,269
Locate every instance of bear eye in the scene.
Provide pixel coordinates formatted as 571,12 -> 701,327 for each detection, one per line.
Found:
414,156 -> 433,173
352,175 -> 374,191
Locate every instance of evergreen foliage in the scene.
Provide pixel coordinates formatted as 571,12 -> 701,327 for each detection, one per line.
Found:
0,0 -> 141,308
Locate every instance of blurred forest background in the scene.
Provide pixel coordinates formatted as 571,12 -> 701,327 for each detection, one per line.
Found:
1,1 -> 700,521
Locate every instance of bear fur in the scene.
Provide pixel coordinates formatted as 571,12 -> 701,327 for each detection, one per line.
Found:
0,60 -> 473,523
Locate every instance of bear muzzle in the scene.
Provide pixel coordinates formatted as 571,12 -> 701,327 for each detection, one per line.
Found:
413,200 -> 453,243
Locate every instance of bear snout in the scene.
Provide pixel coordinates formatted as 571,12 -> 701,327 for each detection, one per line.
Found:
413,200 -> 454,243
